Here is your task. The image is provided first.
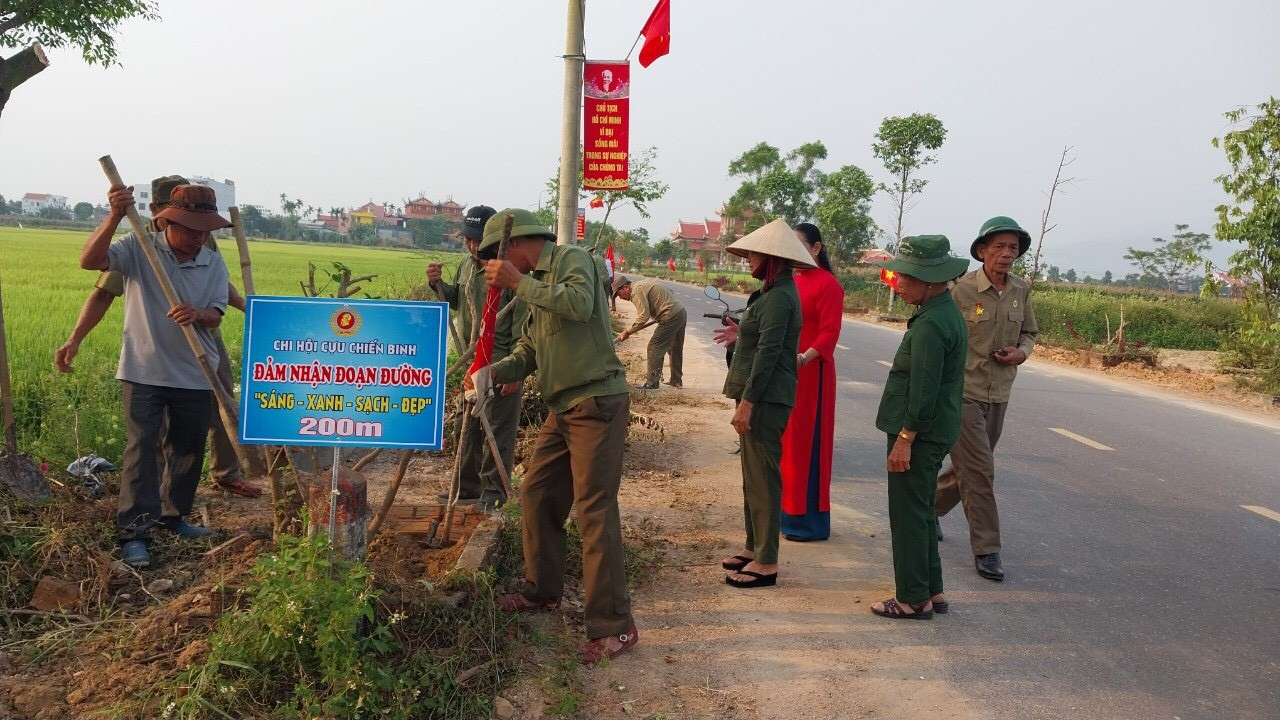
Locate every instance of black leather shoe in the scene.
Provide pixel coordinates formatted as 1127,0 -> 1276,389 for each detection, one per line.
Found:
975,553 -> 1004,581
633,383 -> 659,390
935,518 -> 943,541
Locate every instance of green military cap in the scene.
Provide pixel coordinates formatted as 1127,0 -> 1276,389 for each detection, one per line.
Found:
972,216 -> 1031,260
151,175 -> 189,205
881,235 -> 970,283
477,208 -> 556,258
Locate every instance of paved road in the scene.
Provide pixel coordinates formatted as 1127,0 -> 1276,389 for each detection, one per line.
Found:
656,277 -> 1279,720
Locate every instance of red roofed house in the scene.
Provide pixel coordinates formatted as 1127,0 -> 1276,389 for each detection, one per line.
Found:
21,192 -> 68,215
858,248 -> 895,264
404,196 -> 466,223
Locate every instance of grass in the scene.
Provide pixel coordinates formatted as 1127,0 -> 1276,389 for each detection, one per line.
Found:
0,227 -> 462,465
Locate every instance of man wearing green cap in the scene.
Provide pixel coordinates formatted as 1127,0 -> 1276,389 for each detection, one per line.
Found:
934,217 -> 1038,582
54,175 -> 260,499
872,235 -> 968,619
426,205 -> 526,507
464,208 -> 637,662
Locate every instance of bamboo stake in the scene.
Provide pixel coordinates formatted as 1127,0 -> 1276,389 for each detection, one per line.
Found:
228,207 -> 256,295
98,156 -> 254,475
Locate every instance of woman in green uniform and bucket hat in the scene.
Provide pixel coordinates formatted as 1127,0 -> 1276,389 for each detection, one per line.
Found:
718,218 -> 816,588
872,235 -> 969,618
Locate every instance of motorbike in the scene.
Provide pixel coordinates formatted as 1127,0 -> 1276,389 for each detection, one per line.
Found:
702,285 -> 743,368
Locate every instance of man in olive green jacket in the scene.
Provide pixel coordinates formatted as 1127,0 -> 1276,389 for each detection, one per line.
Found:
613,276 -> 686,389
427,205 -> 527,507
935,216 -> 1038,582
466,208 -> 637,663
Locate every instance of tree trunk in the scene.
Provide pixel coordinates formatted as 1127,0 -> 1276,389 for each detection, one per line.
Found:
0,43 -> 50,118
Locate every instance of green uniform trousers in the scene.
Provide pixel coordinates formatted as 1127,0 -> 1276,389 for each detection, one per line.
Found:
453,384 -> 522,504
936,398 -> 1007,555
886,434 -> 948,604
646,308 -> 686,387
518,392 -> 634,639
740,400 -> 791,565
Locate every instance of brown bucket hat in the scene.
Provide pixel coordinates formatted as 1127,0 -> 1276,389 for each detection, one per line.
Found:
154,184 -> 232,231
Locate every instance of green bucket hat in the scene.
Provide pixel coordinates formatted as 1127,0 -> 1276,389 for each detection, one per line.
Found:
477,208 -> 555,258
971,216 -> 1031,261
880,235 -> 970,283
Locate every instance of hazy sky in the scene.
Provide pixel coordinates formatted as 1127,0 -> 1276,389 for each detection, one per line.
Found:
2,0 -> 1277,278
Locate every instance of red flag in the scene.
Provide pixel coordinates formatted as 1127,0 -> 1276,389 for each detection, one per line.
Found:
638,0 -> 670,68
880,268 -> 900,292
667,257 -> 676,271
589,196 -> 604,209
618,255 -> 626,268
606,243 -> 616,266
645,256 -> 651,267
697,255 -> 704,273
468,287 -> 501,376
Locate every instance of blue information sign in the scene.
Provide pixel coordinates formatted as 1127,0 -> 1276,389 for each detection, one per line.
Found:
239,296 -> 449,449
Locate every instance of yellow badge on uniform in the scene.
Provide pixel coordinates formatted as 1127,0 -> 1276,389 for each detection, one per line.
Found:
974,302 -> 984,316
1013,300 -> 1019,309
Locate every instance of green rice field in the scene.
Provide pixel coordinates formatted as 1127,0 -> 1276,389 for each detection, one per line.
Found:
0,227 -> 459,464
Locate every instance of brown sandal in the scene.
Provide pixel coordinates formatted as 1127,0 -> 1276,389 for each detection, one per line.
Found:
871,597 -> 933,620
580,625 -> 639,663
214,474 -> 263,498
497,592 -> 560,613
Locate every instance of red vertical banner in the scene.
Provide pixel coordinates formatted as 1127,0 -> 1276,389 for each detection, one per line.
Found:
583,60 -> 630,192
576,208 -> 586,240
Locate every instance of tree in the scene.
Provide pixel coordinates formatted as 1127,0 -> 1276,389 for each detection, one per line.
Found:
1101,270 -> 1113,284
72,201 -> 93,221
1,1 -> 158,117
37,203 -> 70,220
1123,224 -> 1212,291
347,222 -> 377,246
587,146 -> 669,250
1212,97 -> 1280,316
1045,265 -> 1061,282
407,216 -> 452,249
1030,146 -> 1079,284
725,140 -> 828,230
811,164 -> 879,264
871,113 -> 947,242
1064,268 -> 1078,283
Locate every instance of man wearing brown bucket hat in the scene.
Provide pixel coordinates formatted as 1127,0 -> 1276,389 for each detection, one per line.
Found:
54,176 -> 261,499
79,183 -> 232,568
464,208 -> 637,663
872,235 -> 968,619
934,216 -> 1039,582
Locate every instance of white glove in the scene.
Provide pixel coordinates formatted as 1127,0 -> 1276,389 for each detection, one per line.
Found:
465,365 -> 494,416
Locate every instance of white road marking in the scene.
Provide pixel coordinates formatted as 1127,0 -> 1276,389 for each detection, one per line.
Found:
1048,428 -> 1114,451
837,344 -> 850,350
876,360 -> 892,367
1241,505 -> 1280,524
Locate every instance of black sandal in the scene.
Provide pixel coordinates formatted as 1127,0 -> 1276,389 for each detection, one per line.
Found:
871,597 -> 933,620
725,570 -> 777,588
721,554 -> 752,571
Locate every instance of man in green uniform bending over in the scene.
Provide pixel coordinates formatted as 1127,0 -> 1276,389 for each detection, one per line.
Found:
464,208 -> 638,663
613,276 -> 686,390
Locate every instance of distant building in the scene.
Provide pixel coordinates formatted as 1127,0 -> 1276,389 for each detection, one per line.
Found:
858,248 -> 895,264
403,196 -> 465,222
188,176 -> 236,214
21,192 -> 68,214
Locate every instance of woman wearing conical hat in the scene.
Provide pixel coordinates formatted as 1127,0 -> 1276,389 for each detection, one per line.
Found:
871,235 -> 969,619
717,219 -> 816,588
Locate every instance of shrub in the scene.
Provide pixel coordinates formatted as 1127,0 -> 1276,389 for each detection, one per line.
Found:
1032,287 -> 1242,350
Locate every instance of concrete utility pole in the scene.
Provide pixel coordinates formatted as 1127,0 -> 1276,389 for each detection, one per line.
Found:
556,0 -> 585,245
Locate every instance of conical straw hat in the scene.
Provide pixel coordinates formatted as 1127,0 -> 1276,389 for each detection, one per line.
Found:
725,218 -> 818,269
